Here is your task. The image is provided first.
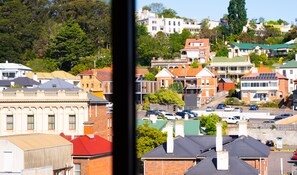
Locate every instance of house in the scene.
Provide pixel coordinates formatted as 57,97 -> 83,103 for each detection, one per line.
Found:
241,63 -> 288,103
61,122 -> 112,175
228,42 -> 296,58
26,70 -> 80,87
150,57 -> 188,68
276,54 -> 297,93
141,121 -> 270,175
0,77 -> 40,91
208,55 -> 253,82
218,78 -> 236,92
0,61 -> 32,80
0,133 -> 72,175
180,37 -> 211,64
155,64 -> 217,108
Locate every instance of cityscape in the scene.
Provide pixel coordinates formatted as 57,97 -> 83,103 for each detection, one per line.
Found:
1,0 -> 297,175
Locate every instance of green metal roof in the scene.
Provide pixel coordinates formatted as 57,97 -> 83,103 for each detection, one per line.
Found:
280,60 -> 297,68
230,42 -> 296,50
136,119 -> 168,130
212,56 -> 248,62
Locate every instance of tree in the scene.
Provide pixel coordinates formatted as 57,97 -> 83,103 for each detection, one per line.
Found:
26,58 -> 59,72
200,113 -> 227,135
159,8 -> 177,18
144,72 -> 156,81
136,121 -> 167,158
191,60 -> 198,68
46,20 -> 95,71
168,82 -> 184,94
227,0 -> 247,35
148,3 -> 165,15
144,89 -> 185,107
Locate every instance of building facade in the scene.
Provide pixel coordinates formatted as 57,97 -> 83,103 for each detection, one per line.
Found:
0,61 -> 32,80
180,38 -> 211,64
276,55 -> 297,93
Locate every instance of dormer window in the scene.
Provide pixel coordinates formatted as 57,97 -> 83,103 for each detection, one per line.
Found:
52,84 -> 57,88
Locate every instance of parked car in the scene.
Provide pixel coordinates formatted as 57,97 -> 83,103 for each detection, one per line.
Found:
274,113 -> 293,120
182,110 -> 198,117
206,106 -> 215,112
145,110 -> 160,117
224,105 -> 234,112
233,107 -> 243,113
176,111 -> 194,118
266,140 -> 274,147
249,105 -> 259,110
222,116 -> 239,124
163,112 -> 182,120
263,120 -> 275,124
217,104 -> 226,109
233,115 -> 249,122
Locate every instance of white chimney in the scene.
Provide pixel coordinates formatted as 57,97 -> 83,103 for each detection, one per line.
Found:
238,120 -> 248,136
150,114 -> 157,124
10,81 -> 15,87
175,122 -> 184,137
33,73 -> 38,82
228,52 -> 233,59
217,150 -> 229,170
216,122 -> 223,152
166,124 -> 174,153
295,53 -> 297,61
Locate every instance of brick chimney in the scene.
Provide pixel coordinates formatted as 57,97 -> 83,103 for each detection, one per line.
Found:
84,121 -> 94,139
166,124 -> 174,153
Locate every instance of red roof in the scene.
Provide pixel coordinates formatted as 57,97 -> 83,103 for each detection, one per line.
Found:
60,133 -> 112,156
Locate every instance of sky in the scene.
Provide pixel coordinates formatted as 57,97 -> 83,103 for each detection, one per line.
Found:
136,0 -> 297,24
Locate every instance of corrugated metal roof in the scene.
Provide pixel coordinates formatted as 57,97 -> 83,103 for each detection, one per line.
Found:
39,78 -> 81,89
136,119 -> 168,131
280,60 -> 297,68
87,93 -> 108,104
0,61 -> 32,70
26,71 -> 78,80
0,134 -> 72,151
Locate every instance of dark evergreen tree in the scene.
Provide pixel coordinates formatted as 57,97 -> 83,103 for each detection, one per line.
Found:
227,0 -> 247,35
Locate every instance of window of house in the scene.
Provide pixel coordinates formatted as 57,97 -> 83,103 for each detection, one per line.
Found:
178,21 -> 180,26
74,164 -> 81,175
48,115 -> 55,130
27,115 -> 34,130
86,84 -> 89,88
201,79 -> 205,85
173,21 -> 175,26
242,92 -> 248,97
91,83 -> 94,88
206,79 -> 209,85
80,75 -> 83,79
152,26 -> 157,31
291,79 -> 293,84
230,67 -> 237,71
160,27 -> 163,30
220,67 -> 225,71
108,118 -> 112,128
6,115 -> 13,130
173,28 -> 176,32
283,70 -> 286,76
69,115 -> 76,130
271,92 -> 276,96
290,70 -> 293,74
161,79 -> 164,87
89,75 -> 92,79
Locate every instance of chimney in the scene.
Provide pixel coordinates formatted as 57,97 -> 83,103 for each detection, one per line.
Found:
216,122 -> 223,152
83,122 -> 94,139
166,124 -> 174,153
150,114 -> 157,124
295,53 -> 297,61
175,121 -> 184,137
259,61 -> 263,68
238,120 -> 248,136
228,52 -> 233,59
33,73 -> 38,82
6,60 -> 8,64
10,81 -> 15,87
198,64 -> 203,69
216,122 -> 229,170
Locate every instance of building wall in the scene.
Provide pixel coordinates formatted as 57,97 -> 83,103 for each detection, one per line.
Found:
0,91 -> 89,136
156,77 -> 174,89
144,159 -> 194,175
218,82 -> 235,92
278,68 -> 297,93
279,79 -> 288,99
74,155 -> 112,175
88,105 -> 113,142
0,140 -> 24,173
197,76 -> 217,100
244,159 -> 268,175
80,74 -> 103,93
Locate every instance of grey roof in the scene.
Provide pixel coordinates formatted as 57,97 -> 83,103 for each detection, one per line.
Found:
141,135 -> 234,159
218,78 -> 233,83
87,93 -> 108,104
39,78 -> 81,89
0,77 -> 39,87
199,136 -> 270,158
184,156 -> 258,175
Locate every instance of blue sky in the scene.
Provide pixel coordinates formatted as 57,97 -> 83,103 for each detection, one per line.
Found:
136,0 -> 297,24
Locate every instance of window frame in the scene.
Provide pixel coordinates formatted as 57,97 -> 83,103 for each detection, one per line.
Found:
6,115 -> 13,130
48,115 -> 55,130
27,115 -> 34,130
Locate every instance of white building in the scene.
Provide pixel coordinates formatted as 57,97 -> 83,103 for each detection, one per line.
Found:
136,9 -> 200,36
0,61 -> 32,80
0,88 -> 89,136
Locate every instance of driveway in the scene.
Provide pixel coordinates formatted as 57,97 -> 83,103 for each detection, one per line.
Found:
268,151 -> 294,175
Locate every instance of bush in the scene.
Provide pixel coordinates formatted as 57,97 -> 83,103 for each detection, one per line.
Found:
225,97 -> 242,105
259,100 -> 280,108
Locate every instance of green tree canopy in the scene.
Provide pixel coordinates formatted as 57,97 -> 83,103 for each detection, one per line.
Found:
136,121 -> 167,158
159,8 -> 177,18
200,113 -> 227,135
145,89 -> 185,107
227,0 -> 247,35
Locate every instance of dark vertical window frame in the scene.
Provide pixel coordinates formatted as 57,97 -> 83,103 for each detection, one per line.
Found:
112,0 -> 137,175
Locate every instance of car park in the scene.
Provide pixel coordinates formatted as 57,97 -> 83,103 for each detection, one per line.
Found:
249,105 -> 259,110
224,105 -> 234,112
217,104 -> 226,109
206,106 -> 215,112
233,115 -> 249,122
176,111 -> 194,118
182,110 -> 198,117
274,113 -> 293,120
162,112 -> 182,120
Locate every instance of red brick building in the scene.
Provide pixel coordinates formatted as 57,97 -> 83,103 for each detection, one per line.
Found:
218,78 -> 235,92
61,122 -> 112,175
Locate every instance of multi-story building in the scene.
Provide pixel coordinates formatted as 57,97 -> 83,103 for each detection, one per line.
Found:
276,54 -> 297,93
136,9 -> 200,36
0,61 -> 32,80
241,64 -> 288,103
155,64 -> 217,107
208,55 -> 253,82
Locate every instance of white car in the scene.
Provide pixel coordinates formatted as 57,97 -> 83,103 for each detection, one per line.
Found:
222,116 -> 239,124
163,113 -> 182,120
224,105 -> 234,112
